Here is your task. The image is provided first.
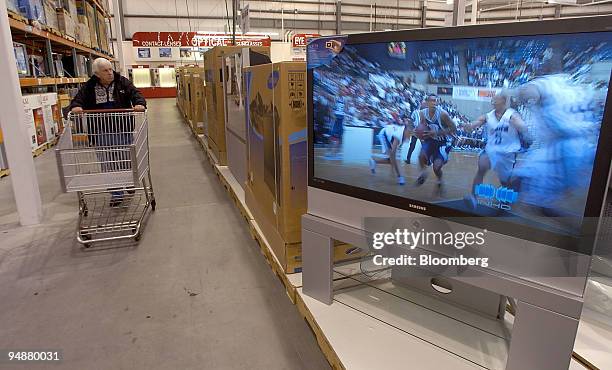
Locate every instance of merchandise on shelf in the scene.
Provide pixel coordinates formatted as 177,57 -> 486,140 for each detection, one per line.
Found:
84,2 -> 98,49
77,20 -> 91,47
53,55 -> 64,77
42,0 -> 58,30
96,10 -> 109,52
22,94 -> 46,149
40,93 -> 60,139
13,42 -> 29,76
17,0 -> 46,25
56,8 -> 77,38
7,0 -> 20,14
244,62 -> 308,272
59,0 -> 77,17
58,93 -> 71,123
61,54 -> 87,78
29,55 -> 47,77
75,0 -> 86,15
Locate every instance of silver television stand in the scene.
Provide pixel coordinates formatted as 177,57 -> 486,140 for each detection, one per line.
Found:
302,213 -> 584,370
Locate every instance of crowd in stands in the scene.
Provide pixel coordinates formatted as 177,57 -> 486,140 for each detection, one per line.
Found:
413,50 -> 460,85
313,46 -> 481,150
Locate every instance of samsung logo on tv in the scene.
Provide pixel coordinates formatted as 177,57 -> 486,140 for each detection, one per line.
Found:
409,204 -> 427,211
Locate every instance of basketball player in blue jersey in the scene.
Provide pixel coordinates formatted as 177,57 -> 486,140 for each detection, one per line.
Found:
415,94 -> 457,196
462,91 -> 532,210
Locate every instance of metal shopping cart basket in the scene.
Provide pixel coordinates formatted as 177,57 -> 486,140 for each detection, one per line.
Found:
55,109 -> 156,246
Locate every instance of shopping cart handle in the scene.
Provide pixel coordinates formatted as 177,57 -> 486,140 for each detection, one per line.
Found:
78,108 -> 144,113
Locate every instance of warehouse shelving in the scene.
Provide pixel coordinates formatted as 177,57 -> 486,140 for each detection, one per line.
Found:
9,17 -> 114,61
0,2 -> 116,178
19,77 -> 88,87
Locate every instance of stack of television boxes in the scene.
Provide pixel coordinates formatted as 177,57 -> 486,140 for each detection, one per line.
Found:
180,67 -> 205,135
203,46 -> 270,164
243,61 -> 362,273
8,0 -> 106,52
21,93 -> 62,151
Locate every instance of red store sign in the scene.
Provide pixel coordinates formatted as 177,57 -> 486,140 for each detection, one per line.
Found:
292,33 -> 320,47
132,32 -> 272,47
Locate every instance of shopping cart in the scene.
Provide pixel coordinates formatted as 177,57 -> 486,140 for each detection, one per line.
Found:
55,109 -> 156,246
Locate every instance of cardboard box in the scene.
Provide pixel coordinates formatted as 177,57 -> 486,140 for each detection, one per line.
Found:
191,70 -> 206,135
40,93 -> 60,140
84,2 -> 98,49
243,62 -> 307,271
7,0 -> 20,14
77,21 -> 90,46
17,0 -> 46,24
22,94 -> 46,149
75,0 -> 86,15
96,11 -> 108,52
204,46 -> 270,165
42,0 -> 58,30
223,48 -> 271,191
56,8 -> 76,38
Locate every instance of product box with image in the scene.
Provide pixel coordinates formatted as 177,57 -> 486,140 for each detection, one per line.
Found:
96,11 -> 109,52
77,21 -> 90,47
40,93 -> 60,140
244,62 -> 363,272
223,47 -> 271,191
18,0 -> 46,24
22,94 -> 46,149
84,2 -> 98,48
189,69 -> 206,135
244,62 -> 308,271
42,0 -> 58,31
204,46 -> 270,165
7,0 -> 20,14
56,8 -> 76,38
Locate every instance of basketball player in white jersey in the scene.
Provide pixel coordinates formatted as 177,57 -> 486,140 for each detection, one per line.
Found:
415,94 -> 457,196
513,68 -> 598,221
405,100 -> 427,164
463,91 -> 531,209
369,113 -> 412,185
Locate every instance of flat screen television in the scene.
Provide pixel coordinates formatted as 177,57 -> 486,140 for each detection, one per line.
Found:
308,16 -> 612,257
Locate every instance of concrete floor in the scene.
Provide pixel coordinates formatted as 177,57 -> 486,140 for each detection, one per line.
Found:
0,98 -> 330,370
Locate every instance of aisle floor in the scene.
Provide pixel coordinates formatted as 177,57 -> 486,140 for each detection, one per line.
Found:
0,98 -> 330,370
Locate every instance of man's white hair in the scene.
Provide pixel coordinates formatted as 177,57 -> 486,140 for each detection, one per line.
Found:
92,58 -> 113,74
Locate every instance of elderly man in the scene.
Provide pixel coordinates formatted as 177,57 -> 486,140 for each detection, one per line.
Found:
68,58 -> 146,206
69,58 -> 146,112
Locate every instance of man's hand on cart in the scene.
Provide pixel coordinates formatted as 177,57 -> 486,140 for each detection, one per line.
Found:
134,105 -> 145,112
71,106 -> 84,113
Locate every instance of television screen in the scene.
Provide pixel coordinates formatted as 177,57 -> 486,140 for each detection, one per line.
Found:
310,30 -> 612,249
159,47 -> 172,58
387,42 -> 406,59
137,48 -> 151,58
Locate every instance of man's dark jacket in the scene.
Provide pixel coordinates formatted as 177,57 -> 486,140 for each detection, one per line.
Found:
67,71 -> 146,111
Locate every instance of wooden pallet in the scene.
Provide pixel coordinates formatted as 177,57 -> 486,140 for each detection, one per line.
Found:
0,169 -> 9,179
248,219 -> 300,303
7,10 -> 27,23
48,27 -> 62,36
32,144 -> 47,158
295,292 -> 345,370
46,138 -> 58,149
